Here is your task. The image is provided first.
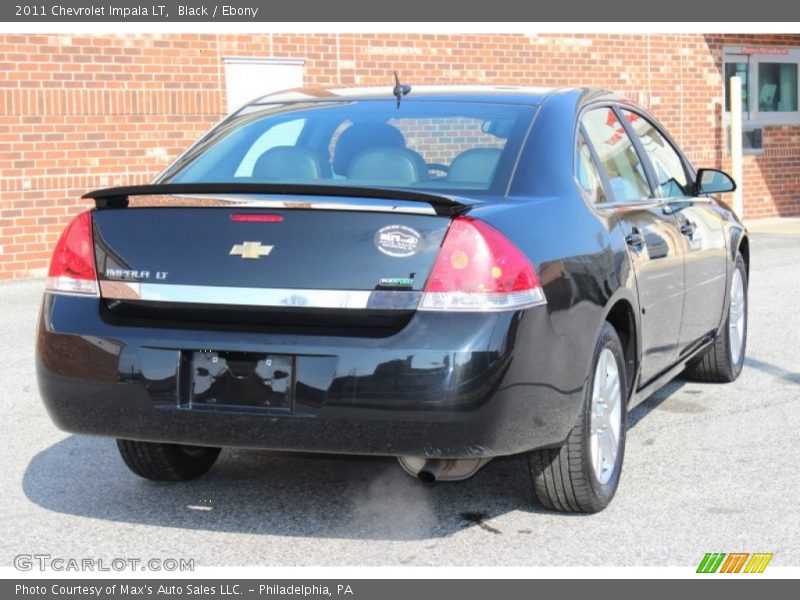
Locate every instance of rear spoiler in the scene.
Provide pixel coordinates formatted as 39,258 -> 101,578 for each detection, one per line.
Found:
83,183 -> 469,216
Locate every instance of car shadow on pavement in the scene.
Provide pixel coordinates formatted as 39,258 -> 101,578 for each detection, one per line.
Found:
744,357 -> 800,384
628,379 -> 686,429
22,434 -> 588,541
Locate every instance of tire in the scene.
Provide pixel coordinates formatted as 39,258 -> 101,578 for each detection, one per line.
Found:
116,439 -> 221,481
685,253 -> 748,383
528,322 -> 628,513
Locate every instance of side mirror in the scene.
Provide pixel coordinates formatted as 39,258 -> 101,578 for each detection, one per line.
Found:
694,168 -> 736,195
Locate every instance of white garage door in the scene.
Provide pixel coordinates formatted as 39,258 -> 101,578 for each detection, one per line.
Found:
223,57 -> 305,113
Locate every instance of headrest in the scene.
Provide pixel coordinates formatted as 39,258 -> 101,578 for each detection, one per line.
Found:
332,123 -> 406,175
347,148 -> 421,184
252,146 -> 325,180
447,148 -> 502,185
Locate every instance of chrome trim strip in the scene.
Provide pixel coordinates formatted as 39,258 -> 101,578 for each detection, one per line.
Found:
126,195 -> 438,215
100,281 -> 378,309
99,283 -> 546,312
594,198 -> 665,211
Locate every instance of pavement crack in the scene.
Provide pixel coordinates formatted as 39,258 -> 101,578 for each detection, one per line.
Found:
459,511 -> 502,535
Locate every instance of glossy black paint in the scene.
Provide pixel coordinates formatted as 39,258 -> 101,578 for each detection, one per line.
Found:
36,87 -> 748,457
93,208 -> 450,291
84,182 -> 468,214
37,293 -> 581,456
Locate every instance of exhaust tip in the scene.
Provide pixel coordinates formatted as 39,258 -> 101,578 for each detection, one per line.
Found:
398,456 -> 493,482
416,458 -> 444,484
417,469 -> 437,484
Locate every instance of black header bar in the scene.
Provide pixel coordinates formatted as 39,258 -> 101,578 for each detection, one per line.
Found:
3,0 -> 800,22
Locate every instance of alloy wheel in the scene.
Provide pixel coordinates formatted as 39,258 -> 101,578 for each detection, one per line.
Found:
728,268 -> 746,365
590,348 -> 623,485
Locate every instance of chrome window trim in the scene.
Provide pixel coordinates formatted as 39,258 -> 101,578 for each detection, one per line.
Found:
593,196 -> 716,213
593,197 -> 667,211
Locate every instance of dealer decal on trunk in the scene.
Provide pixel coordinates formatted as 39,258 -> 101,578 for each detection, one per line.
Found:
374,225 -> 421,258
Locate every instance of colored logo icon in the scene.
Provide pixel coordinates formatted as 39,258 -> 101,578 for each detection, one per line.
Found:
697,552 -> 773,573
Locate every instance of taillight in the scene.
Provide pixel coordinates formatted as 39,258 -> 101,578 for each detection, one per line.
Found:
420,216 -> 546,312
45,210 -> 99,296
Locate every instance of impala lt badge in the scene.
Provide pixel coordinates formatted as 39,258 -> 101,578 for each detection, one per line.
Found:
229,241 -> 274,259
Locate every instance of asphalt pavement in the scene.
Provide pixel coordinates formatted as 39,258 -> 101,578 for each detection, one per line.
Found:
1,231 -> 798,568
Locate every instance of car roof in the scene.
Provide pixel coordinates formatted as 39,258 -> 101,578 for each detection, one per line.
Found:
245,86 -> 637,115
249,85 -> 583,106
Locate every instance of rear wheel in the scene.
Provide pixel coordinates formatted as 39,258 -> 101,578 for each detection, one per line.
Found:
685,253 -> 748,383
528,322 -> 628,513
116,439 -> 221,481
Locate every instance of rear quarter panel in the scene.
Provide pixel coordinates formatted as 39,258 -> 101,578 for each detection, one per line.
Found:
472,92 -> 642,405
468,190 -> 638,421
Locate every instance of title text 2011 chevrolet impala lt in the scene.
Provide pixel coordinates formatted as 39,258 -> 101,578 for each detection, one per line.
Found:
36,85 -> 749,512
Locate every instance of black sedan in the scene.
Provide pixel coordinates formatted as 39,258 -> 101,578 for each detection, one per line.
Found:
36,85 -> 748,513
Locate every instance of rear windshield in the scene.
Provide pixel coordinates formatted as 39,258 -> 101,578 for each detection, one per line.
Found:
163,99 -> 536,196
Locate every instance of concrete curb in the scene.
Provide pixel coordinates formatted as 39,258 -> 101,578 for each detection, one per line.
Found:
744,217 -> 800,235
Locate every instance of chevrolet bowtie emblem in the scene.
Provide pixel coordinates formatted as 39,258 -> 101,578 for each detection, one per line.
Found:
229,241 -> 274,259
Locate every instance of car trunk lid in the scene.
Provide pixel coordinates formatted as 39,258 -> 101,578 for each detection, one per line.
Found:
90,189 -> 466,330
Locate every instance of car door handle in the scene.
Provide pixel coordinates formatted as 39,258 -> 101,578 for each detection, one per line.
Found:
625,229 -> 645,248
680,222 -> 696,236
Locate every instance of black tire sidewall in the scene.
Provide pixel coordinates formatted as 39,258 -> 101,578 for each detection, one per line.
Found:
116,439 -> 221,481
166,444 -> 221,480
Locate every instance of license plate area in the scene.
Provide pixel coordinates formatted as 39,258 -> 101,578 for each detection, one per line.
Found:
189,351 -> 292,410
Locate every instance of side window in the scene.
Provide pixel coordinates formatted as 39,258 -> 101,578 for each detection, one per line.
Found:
234,118 -> 306,177
575,132 -> 607,204
581,108 -> 651,202
620,110 -> 691,198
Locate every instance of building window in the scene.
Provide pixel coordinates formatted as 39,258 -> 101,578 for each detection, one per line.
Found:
724,46 -> 800,126
758,63 -> 798,112
724,59 -> 749,118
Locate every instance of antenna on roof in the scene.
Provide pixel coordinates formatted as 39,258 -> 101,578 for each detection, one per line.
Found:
392,71 -> 411,109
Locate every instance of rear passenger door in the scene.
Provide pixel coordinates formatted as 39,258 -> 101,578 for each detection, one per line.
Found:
581,106 -> 686,385
619,109 -> 728,356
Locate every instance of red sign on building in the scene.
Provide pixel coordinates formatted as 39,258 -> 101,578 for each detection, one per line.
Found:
740,46 -> 790,55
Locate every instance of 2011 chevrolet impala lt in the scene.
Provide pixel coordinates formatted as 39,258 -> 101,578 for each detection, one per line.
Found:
36,83 -> 749,512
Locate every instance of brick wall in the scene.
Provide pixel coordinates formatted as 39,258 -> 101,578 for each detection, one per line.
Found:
1,33 -> 799,280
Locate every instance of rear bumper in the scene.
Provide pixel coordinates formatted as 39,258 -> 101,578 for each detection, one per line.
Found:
36,293 -> 587,458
